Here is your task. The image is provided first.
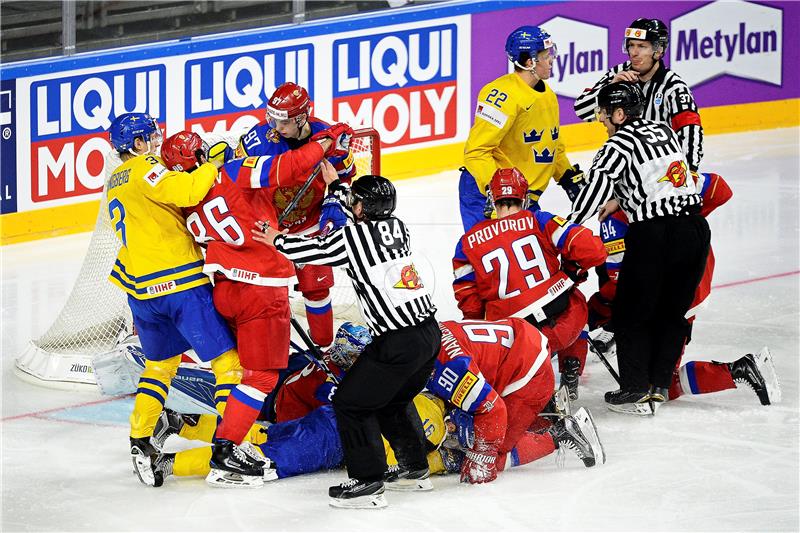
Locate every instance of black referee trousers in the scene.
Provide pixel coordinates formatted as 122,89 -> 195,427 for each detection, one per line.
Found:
332,316 -> 441,482
612,213 -> 711,391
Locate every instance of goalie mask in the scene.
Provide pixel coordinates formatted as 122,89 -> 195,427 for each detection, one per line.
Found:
489,167 -> 529,207
266,82 -> 310,130
160,131 -> 209,172
109,113 -> 162,155
328,322 -> 372,370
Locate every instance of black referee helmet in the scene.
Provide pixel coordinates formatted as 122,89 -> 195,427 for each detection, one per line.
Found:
597,82 -> 645,118
351,175 -> 397,220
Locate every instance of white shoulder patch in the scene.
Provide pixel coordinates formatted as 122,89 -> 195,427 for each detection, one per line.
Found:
474,103 -> 508,129
142,163 -> 169,187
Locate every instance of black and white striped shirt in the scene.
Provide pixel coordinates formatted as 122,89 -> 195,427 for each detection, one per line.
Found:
569,118 -> 701,225
574,60 -> 704,171
273,185 -> 436,336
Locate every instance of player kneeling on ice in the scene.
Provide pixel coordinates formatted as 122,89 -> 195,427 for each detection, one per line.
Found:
427,319 -> 606,484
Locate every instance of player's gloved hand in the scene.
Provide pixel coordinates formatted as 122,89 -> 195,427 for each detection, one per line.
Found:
448,409 -> 475,449
561,259 -> 588,284
208,141 -> 234,165
311,123 -> 353,158
483,190 -> 494,219
460,439 -> 499,484
319,193 -> 347,234
557,165 -> 586,203
526,190 -> 541,213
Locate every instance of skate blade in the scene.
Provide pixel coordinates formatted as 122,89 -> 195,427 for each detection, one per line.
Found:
329,493 -> 388,509
573,407 -> 606,466
131,454 -> 156,487
757,347 -> 782,405
607,402 -> 654,417
385,478 -> 433,492
206,469 -> 264,489
263,467 -> 279,482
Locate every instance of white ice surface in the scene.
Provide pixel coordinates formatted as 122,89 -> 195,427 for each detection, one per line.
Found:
1,128 -> 798,531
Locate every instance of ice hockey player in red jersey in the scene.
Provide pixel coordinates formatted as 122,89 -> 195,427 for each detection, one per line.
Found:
452,167 -> 607,400
159,126 -> 349,487
589,172 -> 781,408
236,82 -> 357,348
426,319 -> 605,484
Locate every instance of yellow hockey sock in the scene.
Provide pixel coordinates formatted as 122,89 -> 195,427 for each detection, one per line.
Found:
210,349 -> 242,415
130,355 -> 181,439
174,446 -> 213,477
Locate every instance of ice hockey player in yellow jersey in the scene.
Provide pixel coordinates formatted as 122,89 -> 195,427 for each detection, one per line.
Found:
459,26 -> 585,231
106,113 -> 256,489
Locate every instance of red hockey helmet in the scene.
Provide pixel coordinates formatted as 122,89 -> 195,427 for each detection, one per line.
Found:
490,167 -> 528,204
161,131 -> 208,172
266,82 -> 310,126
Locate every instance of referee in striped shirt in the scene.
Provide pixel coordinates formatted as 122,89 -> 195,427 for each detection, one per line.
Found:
569,82 -> 710,416
574,18 -> 704,172
252,160 -> 440,508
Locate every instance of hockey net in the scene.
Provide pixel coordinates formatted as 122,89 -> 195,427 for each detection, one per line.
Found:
15,128 -> 380,389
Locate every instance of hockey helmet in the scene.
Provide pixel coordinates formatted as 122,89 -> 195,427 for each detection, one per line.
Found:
328,322 -> 372,370
350,175 -> 397,220
490,167 -> 528,206
623,18 -> 669,54
160,131 -> 209,172
596,82 -> 645,119
266,82 -> 310,127
505,26 -> 557,69
108,113 -> 162,154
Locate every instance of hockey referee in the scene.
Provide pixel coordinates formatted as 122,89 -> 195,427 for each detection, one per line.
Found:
568,82 -> 710,416
252,159 -> 440,509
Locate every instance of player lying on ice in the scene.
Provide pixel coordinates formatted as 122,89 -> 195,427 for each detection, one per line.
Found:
94,320 -> 605,490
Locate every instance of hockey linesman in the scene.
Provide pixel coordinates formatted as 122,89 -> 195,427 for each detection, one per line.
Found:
574,18 -> 703,172
568,82 -> 710,416
252,160 -> 440,509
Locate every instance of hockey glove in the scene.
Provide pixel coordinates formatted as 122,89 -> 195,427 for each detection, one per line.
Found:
311,123 -> 354,158
483,189 -> 494,219
208,141 -> 234,165
319,194 -> 347,234
557,165 -> 586,203
448,408 -> 475,449
561,259 -> 588,284
460,439 -> 499,484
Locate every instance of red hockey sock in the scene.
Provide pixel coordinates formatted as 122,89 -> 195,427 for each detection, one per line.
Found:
670,361 -> 736,400
305,296 -> 333,347
497,431 -> 557,471
216,384 -> 267,444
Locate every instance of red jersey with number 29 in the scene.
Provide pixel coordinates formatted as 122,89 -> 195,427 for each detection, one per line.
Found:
453,210 -> 605,321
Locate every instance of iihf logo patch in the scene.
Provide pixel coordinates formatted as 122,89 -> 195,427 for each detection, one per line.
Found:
654,93 -> 663,105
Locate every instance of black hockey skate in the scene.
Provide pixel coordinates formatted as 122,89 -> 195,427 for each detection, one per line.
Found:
150,409 -> 192,451
131,437 -> 173,487
206,439 -> 266,489
728,348 -> 781,405
605,389 -> 655,416
560,357 -> 581,401
549,407 -> 605,467
329,478 -> 387,509
383,464 -> 433,492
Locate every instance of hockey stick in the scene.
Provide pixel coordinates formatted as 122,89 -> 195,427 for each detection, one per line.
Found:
289,316 -> 340,384
277,165 -> 322,226
586,336 -> 621,385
